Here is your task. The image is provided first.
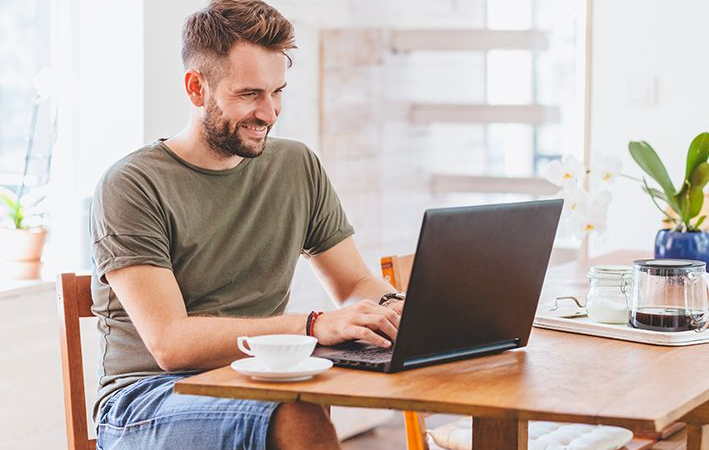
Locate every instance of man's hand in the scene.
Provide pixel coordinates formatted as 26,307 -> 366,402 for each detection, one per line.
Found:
384,299 -> 405,315
312,299 -> 400,348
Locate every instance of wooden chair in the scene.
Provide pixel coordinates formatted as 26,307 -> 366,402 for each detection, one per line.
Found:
57,273 -> 96,450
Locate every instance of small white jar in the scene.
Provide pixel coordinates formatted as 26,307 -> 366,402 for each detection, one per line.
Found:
586,265 -> 633,324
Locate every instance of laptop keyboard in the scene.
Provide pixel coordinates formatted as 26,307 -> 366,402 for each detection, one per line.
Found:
337,346 -> 393,363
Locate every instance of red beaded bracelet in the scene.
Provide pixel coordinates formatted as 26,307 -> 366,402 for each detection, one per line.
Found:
306,311 -> 324,337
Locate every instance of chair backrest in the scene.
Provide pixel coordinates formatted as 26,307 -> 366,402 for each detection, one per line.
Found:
380,254 -> 414,291
56,273 -> 96,450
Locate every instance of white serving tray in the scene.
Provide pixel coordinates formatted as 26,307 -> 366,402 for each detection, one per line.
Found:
533,314 -> 709,346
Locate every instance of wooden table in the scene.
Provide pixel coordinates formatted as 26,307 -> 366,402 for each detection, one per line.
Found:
174,252 -> 709,449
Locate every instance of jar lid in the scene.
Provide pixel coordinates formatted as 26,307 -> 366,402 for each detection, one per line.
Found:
587,265 -> 632,280
633,259 -> 705,275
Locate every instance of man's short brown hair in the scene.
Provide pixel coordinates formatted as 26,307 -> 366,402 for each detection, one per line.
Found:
181,0 -> 296,84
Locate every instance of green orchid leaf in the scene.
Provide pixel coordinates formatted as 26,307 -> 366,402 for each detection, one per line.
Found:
690,162 -> 709,189
642,185 -> 668,202
689,185 -> 705,219
629,141 -> 679,211
674,179 -> 692,211
676,179 -> 690,200
677,191 -> 691,223
695,215 -> 707,230
685,132 -> 709,181
642,177 -> 678,224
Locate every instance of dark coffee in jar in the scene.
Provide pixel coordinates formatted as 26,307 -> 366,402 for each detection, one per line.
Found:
629,307 -> 704,332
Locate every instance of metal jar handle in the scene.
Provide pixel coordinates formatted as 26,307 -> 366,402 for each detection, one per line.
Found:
621,272 -> 633,310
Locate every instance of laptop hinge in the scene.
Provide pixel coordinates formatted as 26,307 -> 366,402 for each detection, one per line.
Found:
401,339 -> 520,368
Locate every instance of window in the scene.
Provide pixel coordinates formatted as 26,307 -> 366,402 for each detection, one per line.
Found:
0,0 -> 52,192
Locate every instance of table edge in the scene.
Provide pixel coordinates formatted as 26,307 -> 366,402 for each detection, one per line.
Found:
173,378 -> 665,431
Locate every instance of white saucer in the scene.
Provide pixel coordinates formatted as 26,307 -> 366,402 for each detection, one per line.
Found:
230,356 -> 333,382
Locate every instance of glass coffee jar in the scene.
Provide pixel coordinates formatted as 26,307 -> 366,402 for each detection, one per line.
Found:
586,265 -> 633,324
629,259 -> 709,332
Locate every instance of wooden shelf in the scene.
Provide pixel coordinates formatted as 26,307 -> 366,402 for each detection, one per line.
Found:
430,174 -> 558,195
390,29 -> 549,52
410,103 -> 561,124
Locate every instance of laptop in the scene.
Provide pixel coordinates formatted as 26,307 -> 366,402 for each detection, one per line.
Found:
313,199 -> 563,372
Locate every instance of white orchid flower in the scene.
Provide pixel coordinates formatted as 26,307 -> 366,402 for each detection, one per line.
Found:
559,182 -> 587,213
542,155 -> 586,187
565,190 -> 612,239
545,153 -> 617,240
592,155 -> 622,184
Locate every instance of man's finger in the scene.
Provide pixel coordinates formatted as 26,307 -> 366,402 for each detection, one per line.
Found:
377,305 -> 401,327
361,314 -> 398,341
361,301 -> 401,326
353,326 -> 392,348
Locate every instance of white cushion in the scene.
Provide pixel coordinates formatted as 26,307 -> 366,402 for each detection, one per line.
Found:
427,418 -> 633,450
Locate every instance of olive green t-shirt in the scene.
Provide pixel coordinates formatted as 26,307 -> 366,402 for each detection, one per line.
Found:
89,137 -> 353,421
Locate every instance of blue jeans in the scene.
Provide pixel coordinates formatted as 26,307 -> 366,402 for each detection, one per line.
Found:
97,373 -> 280,450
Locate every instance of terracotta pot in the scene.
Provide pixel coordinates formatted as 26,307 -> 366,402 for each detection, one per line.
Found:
0,227 -> 48,279
0,260 -> 43,279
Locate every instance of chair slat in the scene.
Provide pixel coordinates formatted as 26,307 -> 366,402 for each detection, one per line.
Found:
57,273 -> 96,450
75,275 -> 93,318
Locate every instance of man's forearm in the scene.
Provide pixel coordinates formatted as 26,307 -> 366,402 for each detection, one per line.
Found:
155,313 -> 308,372
345,274 -> 397,305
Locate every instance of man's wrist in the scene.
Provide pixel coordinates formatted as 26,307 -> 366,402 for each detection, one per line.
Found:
306,311 -> 324,336
378,292 -> 405,307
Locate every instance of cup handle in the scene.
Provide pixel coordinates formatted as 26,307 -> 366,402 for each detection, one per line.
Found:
237,336 -> 254,356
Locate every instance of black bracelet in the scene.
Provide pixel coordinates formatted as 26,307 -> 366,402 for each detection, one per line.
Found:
378,292 -> 406,306
306,311 -> 315,336
306,311 -> 323,336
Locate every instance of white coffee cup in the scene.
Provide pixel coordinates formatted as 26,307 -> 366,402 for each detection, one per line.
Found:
237,334 -> 317,370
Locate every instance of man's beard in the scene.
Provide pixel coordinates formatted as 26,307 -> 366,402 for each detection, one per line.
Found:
202,96 -> 271,159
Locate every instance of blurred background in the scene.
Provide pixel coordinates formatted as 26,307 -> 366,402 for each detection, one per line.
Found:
1,0 -> 708,448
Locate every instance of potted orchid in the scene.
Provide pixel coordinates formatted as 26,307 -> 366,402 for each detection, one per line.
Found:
629,132 -> 709,263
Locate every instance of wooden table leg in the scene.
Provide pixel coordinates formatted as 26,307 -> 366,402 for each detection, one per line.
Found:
472,417 -> 528,450
688,424 -> 709,450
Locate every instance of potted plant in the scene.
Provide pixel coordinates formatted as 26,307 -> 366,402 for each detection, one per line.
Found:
0,68 -> 54,280
0,186 -> 48,279
629,132 -> 709,263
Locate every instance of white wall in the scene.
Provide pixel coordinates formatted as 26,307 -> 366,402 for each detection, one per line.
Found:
143,0 -> 204,142
46,0 -> 145,274
590,0 -> 709,256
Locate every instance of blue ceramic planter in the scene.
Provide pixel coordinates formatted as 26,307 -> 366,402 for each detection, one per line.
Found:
654,230 -> 709,266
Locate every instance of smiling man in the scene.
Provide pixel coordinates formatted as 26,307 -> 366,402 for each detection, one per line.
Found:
89,1 -> 404,449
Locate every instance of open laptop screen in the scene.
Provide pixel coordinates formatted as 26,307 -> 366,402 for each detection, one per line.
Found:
389,200 -> 563,371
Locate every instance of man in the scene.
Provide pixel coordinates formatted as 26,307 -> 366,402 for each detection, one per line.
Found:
90,1 -> 404,449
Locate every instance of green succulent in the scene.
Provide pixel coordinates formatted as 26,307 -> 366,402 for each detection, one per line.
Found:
629,132 -> 709,232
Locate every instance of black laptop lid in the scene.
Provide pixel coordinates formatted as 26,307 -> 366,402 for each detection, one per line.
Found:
388,199 -> 563,371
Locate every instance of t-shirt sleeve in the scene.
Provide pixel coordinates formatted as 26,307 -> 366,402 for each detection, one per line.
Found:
302,150 -> 354,257
90,166 -> 172,283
